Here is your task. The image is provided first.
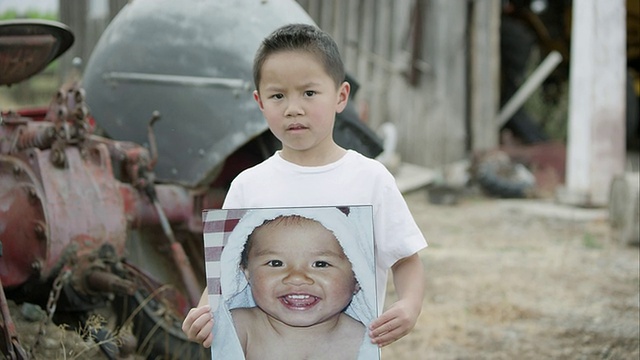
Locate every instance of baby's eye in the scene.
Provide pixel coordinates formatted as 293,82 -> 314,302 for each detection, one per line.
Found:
266,260 -> 283,267
270,93 -> 284,100
304,90 -> 316,97
312,261 -> 330,268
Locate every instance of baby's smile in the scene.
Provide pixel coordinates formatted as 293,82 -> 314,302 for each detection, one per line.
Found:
279,293 -> 320,310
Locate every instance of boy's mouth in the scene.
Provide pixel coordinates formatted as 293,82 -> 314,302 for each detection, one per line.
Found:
286,123 -> 308,131
279,294 -> 320,309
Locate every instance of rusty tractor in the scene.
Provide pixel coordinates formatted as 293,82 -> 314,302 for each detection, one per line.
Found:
0,1 -> 382,359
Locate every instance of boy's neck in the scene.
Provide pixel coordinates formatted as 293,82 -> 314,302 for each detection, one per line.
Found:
280,144 -> 347,167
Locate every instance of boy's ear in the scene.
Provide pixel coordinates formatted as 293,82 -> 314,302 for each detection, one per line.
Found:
336,81 -> 350,114
242,266 -> 250,281
253,90 -> 265,111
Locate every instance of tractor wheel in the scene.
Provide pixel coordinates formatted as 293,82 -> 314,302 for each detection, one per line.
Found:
113,263 -> 210,360
474,151 -> 536,198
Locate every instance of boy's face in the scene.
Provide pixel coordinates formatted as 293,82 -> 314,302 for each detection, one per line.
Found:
243,218 -> 358,328
253,50 -> 350,161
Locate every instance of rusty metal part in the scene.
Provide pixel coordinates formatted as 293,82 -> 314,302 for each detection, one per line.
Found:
5,124 -> 56,154
0,143 -> 128,287
115,328 -> 138,358
150,195 -> 202,307
0,20 -> 74,86
147,111 -> 161,171
139,112 -> 201,306
30,268 -> 71,358
0,277 -> 29,360
63,242 -> 137,300
0,156 -> 47,288
0,19 -> 74,85
85,269 -> 136,296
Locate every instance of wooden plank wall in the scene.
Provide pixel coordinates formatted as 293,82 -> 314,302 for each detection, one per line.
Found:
57,0 -> 129,83
296,0 -> 494,167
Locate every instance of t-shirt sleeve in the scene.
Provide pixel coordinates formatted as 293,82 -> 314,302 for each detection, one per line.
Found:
222,176 -> 244,209
374,173 -> 428,270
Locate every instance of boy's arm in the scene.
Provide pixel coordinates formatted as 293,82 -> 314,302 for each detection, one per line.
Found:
369,253 -> 425,347
197,286 -> 209,306
182,287 -> 214,347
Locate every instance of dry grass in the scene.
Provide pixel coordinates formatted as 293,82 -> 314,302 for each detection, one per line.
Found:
382,190 -> 639,359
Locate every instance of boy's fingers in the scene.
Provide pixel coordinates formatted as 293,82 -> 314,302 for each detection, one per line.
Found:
369,318 -> 399,338
370,323 -> 406,347
370,330 -> 396,347
202,333 -> 214,348
192,305 -> 211,317
369,306 -> 402,333
182,306 -> 213,340
370,314 -> 416,347
369,311 -> 393,331
181,314 -> 196,334
199,317 -> 214,348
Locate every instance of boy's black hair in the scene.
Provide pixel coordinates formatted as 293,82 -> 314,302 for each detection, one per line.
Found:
252,23 -> 345,91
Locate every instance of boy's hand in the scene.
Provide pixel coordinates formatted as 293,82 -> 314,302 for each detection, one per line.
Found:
182,305 -> 214,348
370,253 -> 425,347
368,298 -> 419,347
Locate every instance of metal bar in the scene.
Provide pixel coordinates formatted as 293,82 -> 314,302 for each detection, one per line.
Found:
102,71 -> 251,90
0,277 -> 29,360
152,199 -> 202,307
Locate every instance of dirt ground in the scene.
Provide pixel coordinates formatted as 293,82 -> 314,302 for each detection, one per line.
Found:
382,190 -> 640,360
5,188 -> 639,359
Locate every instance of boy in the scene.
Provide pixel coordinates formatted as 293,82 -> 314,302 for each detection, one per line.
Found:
183,23 -> 427,349
211,207 -> 378,359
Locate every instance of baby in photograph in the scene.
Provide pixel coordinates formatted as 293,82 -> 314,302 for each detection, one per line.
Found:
211,207 -> 378,360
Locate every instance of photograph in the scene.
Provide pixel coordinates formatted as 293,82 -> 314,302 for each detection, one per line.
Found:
202,206 -> 379,360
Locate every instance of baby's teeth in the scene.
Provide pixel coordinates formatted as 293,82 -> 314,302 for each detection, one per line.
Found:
288,294 -> 309,299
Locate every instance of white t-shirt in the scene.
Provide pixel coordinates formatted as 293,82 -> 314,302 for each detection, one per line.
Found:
222,149 -> 427,309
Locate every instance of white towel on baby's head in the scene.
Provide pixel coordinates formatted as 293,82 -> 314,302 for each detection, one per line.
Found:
211,206 -> 379,360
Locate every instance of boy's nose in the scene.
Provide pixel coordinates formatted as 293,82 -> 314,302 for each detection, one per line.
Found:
284,99 -> 304,117
283,267 -> 313,285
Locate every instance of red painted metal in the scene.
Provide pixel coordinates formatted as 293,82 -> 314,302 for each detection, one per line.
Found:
0,155 -> 47,287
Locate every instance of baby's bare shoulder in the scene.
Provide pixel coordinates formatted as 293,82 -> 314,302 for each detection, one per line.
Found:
341,313 -> 366,332
230,308 -> 264,350
230,307 -> 260,326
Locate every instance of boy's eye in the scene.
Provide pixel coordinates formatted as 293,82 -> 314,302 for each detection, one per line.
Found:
312,261 -> 330,268
270,93 -> 284,100
304,90 -> 316,97
266,260 -> 283,267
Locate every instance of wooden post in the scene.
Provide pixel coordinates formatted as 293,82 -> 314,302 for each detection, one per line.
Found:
469,0 -> 500,152
559,0 -> 626,207
58,0 -> 88,81
609,172 -> 640,245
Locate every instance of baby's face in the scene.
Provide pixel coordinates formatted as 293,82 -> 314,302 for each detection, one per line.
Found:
244,217 -> 358,328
